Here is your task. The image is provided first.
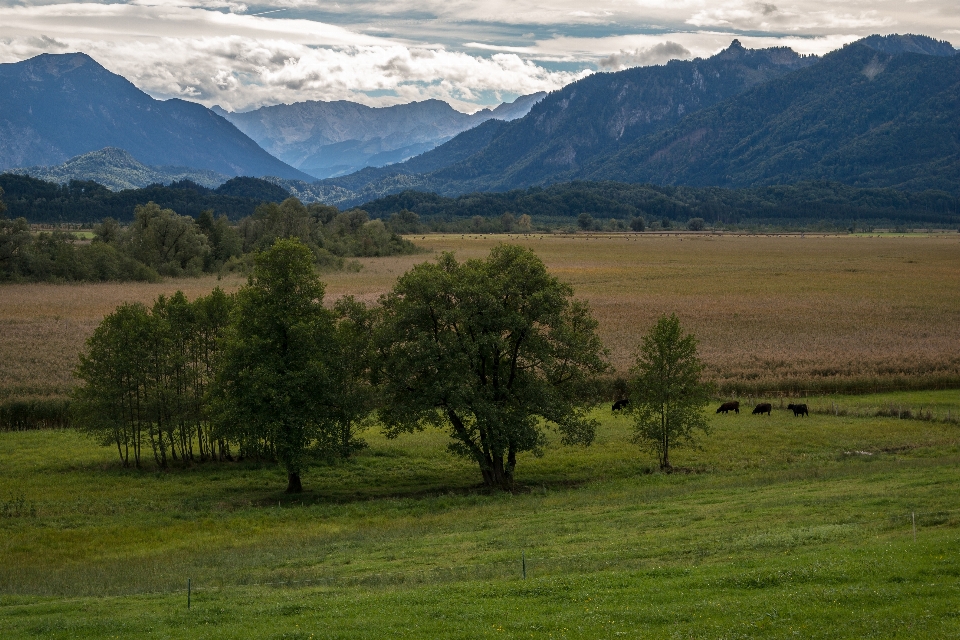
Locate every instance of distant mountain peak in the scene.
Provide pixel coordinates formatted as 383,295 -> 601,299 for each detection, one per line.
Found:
714,39 -> 748,60
19,51 -> 102,76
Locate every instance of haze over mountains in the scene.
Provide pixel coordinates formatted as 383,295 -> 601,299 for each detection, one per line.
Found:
214,94 -> 545,180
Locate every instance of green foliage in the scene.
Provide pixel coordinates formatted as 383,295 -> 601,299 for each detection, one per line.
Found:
211,239 -> 341,492
214,176 -> 290,202
376,244 -> 608,488
196,209 -> 242,268
238,198 -> 418,266
123,202 -> 210,276
629,314 -> 713,470
0,173 -> 283,224
0,398 -> 70,431
0,193 -> 420,282
0,217 -> 159,283
362,180 -> 960,229
329,296 -> 378,457
71,290 -> 233,467
385,209 -> 426,234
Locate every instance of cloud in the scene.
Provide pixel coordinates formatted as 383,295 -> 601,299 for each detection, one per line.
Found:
598,41 -> 692,70
0,32 -> 587,111
0,0 -> 957,112
686,1 -> 896,31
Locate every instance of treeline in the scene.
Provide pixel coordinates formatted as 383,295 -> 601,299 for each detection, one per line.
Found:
0,194 -> 419,283
73,240 -> 607,491
0,174 -> 289,223
361,180 -> 960,229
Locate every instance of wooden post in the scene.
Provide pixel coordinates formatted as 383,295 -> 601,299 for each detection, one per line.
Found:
188,578 -> 191,609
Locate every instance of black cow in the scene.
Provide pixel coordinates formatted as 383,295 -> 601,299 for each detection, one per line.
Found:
752,403 -> 772,415
787,403 -> 809,417
612,399 -> 630,412
716,401 -> 740,414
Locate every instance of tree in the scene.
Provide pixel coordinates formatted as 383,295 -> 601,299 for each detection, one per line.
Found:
212,238 -> 338,492
630,216 -> 646,232
687,217 -> 706,231
376,244 -> 608,489
577,213 -> 594,230
628,314 -> 712,471
329,296 -> 377,457
73,303 -> 155,467
125,202 -> 210,276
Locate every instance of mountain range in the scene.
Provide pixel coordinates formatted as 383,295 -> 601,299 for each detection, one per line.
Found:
1,34 -> 957,216
311,34 -> 959,207
214,93 -> 544,180
0,53 -> 311,181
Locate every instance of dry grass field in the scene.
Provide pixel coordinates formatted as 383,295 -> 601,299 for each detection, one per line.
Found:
2,232 -> 958,399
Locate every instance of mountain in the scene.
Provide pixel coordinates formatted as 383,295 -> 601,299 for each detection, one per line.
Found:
584,37 -> 960,192
0,53 -> 312,181
313,40 -> 818,206
8,148 -> 230,191
314,34 -> 960,207
215,93 -> 545,179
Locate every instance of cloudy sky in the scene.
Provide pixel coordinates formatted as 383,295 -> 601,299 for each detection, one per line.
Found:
0,0 -> 957,112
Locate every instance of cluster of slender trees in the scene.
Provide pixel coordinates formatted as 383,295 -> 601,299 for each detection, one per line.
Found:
73,238 -> 712,492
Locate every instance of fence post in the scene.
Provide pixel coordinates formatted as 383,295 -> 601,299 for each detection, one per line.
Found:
188,578 -> 191,609
912,513 -> 916,542
522,551 -> 526,580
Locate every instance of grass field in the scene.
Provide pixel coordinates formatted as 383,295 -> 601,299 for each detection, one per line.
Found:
2,233 -> 960,637
2,233 -> 959,400
1,396 -> 960,637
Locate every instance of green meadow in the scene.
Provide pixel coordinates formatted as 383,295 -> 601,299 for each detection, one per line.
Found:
2,392 -> 959,638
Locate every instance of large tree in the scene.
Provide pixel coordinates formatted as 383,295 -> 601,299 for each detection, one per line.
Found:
376,244 -> 607,489
212,238 -> 338,492
629,314 -> 712,471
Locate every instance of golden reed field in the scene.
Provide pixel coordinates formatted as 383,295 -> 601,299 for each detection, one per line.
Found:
2,232 -> 958,399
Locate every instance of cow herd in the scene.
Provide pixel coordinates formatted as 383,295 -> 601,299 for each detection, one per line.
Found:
610,398 -> 810,416
713,400 -> 809,416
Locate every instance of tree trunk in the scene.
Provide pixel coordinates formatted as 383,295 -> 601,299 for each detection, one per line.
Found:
480,455 -> 513,490
286,472 -> 303,493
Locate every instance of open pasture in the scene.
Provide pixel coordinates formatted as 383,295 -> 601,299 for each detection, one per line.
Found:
2,232 -> 958,400
1,400 -> 960,637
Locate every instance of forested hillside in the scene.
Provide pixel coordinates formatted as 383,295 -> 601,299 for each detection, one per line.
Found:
0,174 -> 289,223
586,41 -> 960,192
